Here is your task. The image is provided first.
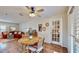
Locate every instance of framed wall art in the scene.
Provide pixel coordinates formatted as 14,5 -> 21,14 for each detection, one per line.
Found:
45,22 -> 49,27
38,24 -> 42,32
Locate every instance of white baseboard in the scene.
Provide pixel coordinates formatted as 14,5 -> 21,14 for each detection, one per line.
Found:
51,41 -> 67,48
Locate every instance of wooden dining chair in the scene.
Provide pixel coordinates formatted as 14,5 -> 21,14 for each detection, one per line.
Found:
28,37 -> 45,53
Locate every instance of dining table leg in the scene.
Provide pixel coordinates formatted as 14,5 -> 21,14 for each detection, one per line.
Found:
22,44 -> 24,52
26,46 -> 29,53
22,44 -> 30,53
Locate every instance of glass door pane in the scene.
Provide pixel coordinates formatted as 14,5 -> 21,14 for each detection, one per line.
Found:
52,20 -> 60,42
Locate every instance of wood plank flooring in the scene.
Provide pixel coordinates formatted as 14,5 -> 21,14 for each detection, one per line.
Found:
43,43 -> 68,53
0,40 -> 68,53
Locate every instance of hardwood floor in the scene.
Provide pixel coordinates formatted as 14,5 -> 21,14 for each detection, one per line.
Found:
0,40 -> 68,53
43,43 -> 68,53
0,40 -> 23,53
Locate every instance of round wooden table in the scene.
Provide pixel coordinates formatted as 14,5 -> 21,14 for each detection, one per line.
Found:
18,37 -> 40,52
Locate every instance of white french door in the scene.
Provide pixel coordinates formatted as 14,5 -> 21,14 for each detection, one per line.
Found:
52,18 -> 62,45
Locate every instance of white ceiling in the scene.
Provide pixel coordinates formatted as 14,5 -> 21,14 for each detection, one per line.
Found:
0,6 -> 67,23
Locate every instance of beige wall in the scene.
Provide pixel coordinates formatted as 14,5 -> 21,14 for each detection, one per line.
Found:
61,13 -> 68,48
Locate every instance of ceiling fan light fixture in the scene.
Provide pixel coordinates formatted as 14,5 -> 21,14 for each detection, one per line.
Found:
29,13 -> 35,17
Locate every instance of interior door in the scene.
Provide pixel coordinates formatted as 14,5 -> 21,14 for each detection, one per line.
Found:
52,20 -> 60,44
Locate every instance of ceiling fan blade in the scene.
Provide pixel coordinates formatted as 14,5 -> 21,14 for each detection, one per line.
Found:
37,15 -> 41,17
25,6 -> 30,9
37,9 -> 44,12
35,13 -> 41,17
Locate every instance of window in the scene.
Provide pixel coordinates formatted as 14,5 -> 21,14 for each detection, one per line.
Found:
74,7 -> 79,43
10,26 -> 16,31
0,25 -> 6,32
73,7 -> 79,53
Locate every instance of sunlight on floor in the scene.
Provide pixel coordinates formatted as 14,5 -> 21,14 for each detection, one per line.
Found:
0,43 -> 7,49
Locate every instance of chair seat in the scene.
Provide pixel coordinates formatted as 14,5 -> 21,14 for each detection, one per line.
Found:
28,46 -> 43,52
28,46 -> 37,51
36,46 -> 43,52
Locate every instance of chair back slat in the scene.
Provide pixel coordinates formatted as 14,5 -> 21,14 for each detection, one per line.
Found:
37,37 -> 45,49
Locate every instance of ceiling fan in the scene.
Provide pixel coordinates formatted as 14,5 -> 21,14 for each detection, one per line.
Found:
26,6 -> 44,17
